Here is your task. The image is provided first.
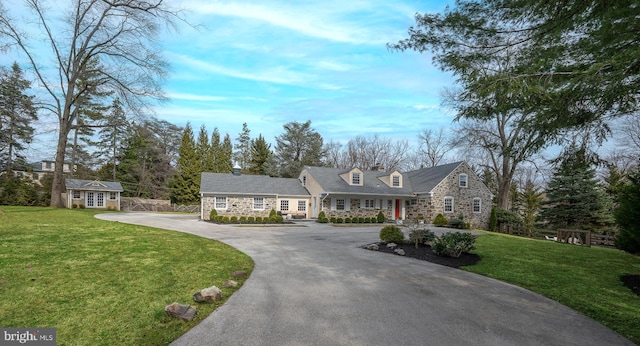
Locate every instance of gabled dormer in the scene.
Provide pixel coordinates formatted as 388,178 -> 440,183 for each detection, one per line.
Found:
378,170 -> 403,188
340,168 -> 364,186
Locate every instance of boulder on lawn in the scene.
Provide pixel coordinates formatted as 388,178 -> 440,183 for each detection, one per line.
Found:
232,271 -> 247,278
193,285 -> 223,302
165,302 -> 197,321
223,280 -> 238,288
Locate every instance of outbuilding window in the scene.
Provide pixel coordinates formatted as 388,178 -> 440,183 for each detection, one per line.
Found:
253,197 -> 264,210
473,198 -> 481,213
215,196 -> 227,209
444,196 -> 454,213
459,174 -> 468,188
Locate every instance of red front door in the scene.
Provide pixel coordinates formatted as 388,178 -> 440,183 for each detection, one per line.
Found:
395,199 -> 401,219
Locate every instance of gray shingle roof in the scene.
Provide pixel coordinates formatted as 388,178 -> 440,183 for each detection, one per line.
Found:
65,179 -> 123,192
302,166 -> 414,196
405,161 -> 464,193
200,173 -> 309,196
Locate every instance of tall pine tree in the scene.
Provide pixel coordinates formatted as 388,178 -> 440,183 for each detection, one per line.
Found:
539,146 -> 614,230
171,123 -> 200,204
0,62 -> 37,173
94,98 -> 129,181
234,122 -> 251,171
195,124 -> 211,173
248,134 -> 273,175
615,168 -> 640,253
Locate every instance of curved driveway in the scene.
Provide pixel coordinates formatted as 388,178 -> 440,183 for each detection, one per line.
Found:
96,213 -> 633,346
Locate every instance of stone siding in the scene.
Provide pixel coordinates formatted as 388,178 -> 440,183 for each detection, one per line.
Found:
202,196 -> 277,220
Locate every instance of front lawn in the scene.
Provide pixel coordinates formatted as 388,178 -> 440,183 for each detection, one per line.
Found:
0,206 -> 253,346
463,232 -> 640,344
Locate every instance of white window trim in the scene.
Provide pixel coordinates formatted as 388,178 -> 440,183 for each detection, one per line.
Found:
297,200 -> 306,212
352,172 -> 361,185
392,175 -> 401,187
280,200 -> 290,211
214,196 -> 227,210
459,173 -> 468,188
444,196 -> 454,214
109,192 -> 117,200
253,197 -> 264,210
410,198 -> 418,206
331,198 -> 350,211
73,190 -> 81,199
473,197 -> 482,214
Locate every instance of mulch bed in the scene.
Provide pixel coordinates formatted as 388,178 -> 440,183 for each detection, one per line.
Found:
364,242 -> 480,269
367,242 -> 640,297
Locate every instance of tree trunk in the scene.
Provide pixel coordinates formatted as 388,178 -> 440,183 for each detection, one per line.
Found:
50,127 -> 68,208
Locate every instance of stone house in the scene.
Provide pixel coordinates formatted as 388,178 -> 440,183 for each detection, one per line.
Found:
65,178 -> 123,210
200,169 -> 311,220
300,161 -> 492,228
5,160 -> 76,186
200,161 -> 493,228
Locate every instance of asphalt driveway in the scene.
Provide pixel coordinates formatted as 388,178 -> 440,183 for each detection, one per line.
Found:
95,213 -> 633,346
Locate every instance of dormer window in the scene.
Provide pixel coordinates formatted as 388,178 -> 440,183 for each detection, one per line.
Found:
392,175 -> 400,187
459,174 -> 468,188
352,172 -> 360,185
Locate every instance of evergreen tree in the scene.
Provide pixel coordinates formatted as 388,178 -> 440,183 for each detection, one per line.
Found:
518,179 -> 543,235
234,122 -> 251,171
274,120 -> 325,178
94,98 -> 129,181
209,128 -> 221,172
219,134 -> 233,173
195,124 -> 210,172
539,146 -> 614,230
0,62 -> 37,173
615,168 -> 640,253
248,134 -> 273,175
117,123 -> 166,198
170,123 -> 200,204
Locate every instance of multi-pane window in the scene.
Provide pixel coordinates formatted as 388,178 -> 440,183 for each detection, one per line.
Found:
73,190 -> 81,199
253,197 -> 264,210
473,198 -> 481,213
392,175 -> 400,187
109,192 -> 117,200
215,196 -> 227,209
410,199 -> 418,206
459,174 -> 468,188
298,200 -> 306,212
97,193 -> 105,207
87,192 -> 94,207
364,199 -> 375,208
352,173 -> 360,185
280,200 -> 289,211
444,196 -> 454,213
336,199 -> 346,211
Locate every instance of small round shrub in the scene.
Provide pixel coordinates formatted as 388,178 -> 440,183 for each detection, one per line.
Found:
321,217 -> 329,223
409,229 -> 436,247
239,216 -> 247,223
209,209 -> 218,220
247,216 -> 255,223
275,215 -> 284,223
364,217 -> 371,223
431,232 -> 476,258
72,203 -> 78,209
330,217 -> 337,223
344,217 -> 351,223
379,225 -> 404,243
336,217 -> 344,223
221,216 -> 230,223
317,211 -> 327,222
433,214 -> 448,227
230,216 -> 238,223
255,216 -> 262,223
377,211 -> 385,223
358,217 -> 365,223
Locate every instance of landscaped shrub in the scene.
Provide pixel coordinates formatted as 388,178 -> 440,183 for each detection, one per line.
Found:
209,209 -> 218,220
330,217 -> 337,223
364,217 -> 371,223
344,217 -> 351,223
255,216 -> 262,223
239,216 -> 247,223
221,216 -> 230,223
488,207 -> 498,232
269,209 -> 277,218
275,215 -> 284,223
72,203 -> 78,209
321,217 -> 329,223
317,211 -> 326,222
431,232 -> 476,258
495,208 -> 524,227
358,217 -> 365,223
433,214 -> 448,227
248,216 -> 255,223
379,225 -> 405,243
377,211 -> 385,223
336,217 -> 344,223
448,218 -> 465,229
230,216 -> 238,223
409,229 -> 436,248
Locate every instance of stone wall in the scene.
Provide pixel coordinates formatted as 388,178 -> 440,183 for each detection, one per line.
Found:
321,198 -> 394,220
202,196 -> 278,220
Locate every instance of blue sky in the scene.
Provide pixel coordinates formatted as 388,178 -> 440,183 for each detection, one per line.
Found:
158,0 -> 456,147
2,0 -> 459,160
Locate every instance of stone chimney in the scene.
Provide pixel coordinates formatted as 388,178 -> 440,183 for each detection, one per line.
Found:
372,163 -> 384,171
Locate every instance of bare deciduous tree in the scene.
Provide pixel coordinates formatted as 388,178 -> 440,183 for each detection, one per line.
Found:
325,134 -> 410,172
417,128 -> 456,167
0,0 -> 183,207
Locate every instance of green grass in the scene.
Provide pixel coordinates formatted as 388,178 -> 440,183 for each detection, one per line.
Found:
463,232 -> 640,344
0,206 -> 254,346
